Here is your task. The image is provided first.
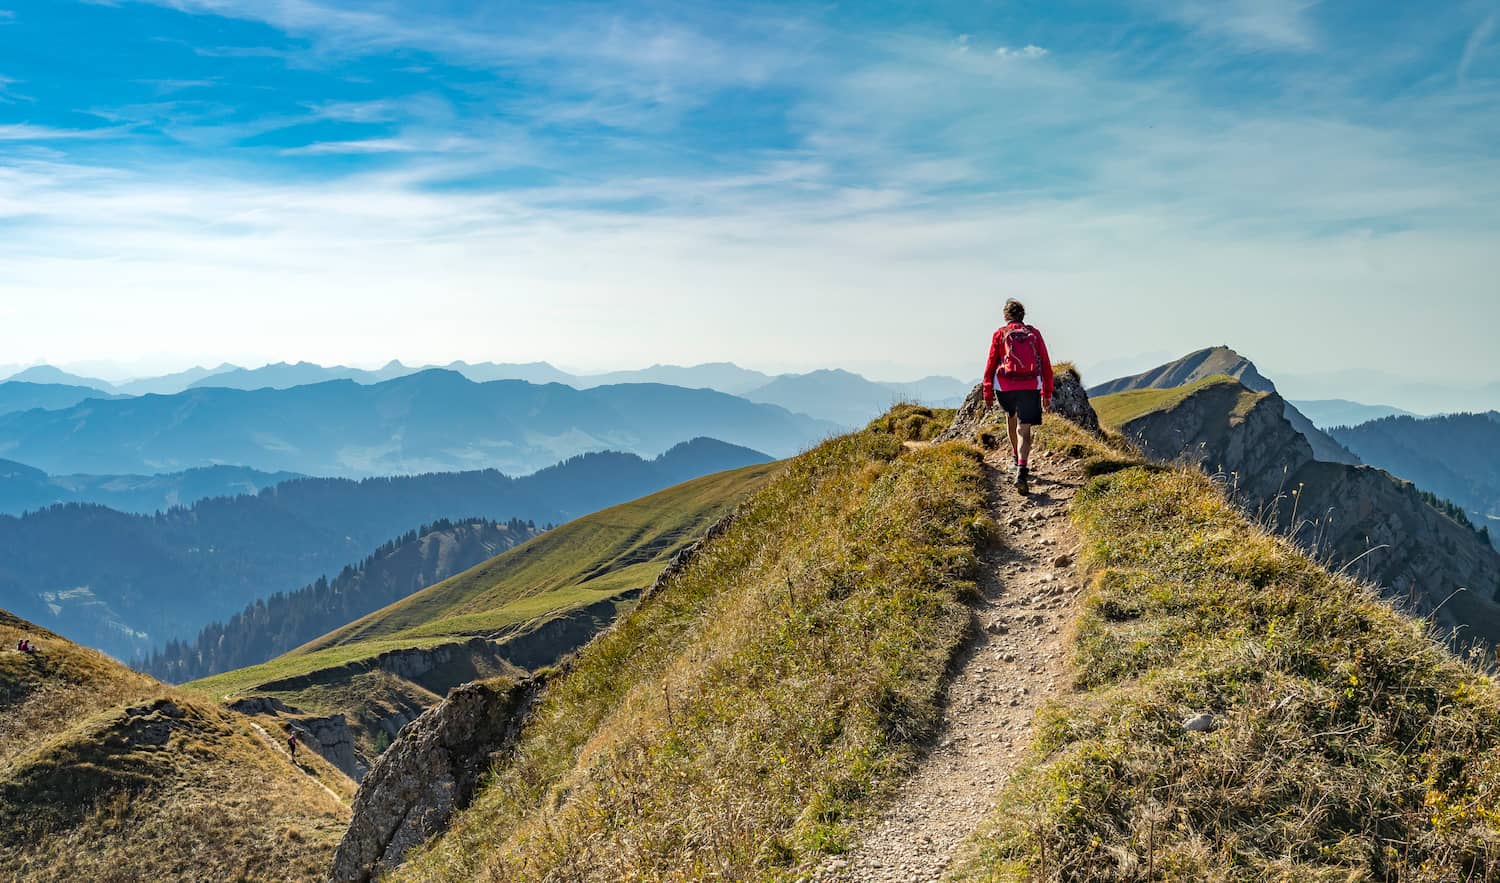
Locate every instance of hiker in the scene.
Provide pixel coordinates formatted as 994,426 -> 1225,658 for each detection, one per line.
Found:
18,639 -> 38,654
981,298 -> 1054,495
287,730 -> 299,760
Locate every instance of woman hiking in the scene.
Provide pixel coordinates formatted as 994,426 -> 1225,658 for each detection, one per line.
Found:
981,298 -> 1054,495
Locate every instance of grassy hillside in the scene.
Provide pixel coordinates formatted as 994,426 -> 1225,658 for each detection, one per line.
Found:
184,463 -> 778,769
190,463 -> 775,700
956,420 -> 1500,880
392,415 -> 990,880
1091,373 -> 1261,430
0,610 -> 349,881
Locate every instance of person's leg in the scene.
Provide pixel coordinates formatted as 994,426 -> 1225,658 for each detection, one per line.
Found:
1006,413 -> 1020,463
1017,423 -> 1034,466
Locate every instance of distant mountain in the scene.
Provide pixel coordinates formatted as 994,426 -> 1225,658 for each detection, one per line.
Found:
1274,368 -> 1500,415
575,362 -> 774,394
1089,346 -> 1361,466
115,363 -> 240,395
744,368 -> 967,427
1,365 -> 115,391
0,460 -> 302,515
442,360 -> 576,385
1093,375 -> 1500,647
188,360 -> 414,390
140,517 -> 534,683
0,381 -> 118,416
0,438 -> 771,661
1330,412 -> 1500,541
0,369 -> 822,477
1292,399 -> 1417,429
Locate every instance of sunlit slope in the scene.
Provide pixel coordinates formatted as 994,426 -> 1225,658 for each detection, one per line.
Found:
0,610 -> 349,881
187,462 -> 777,701
1091,373 -> 1261,430
393,412 -> 993,881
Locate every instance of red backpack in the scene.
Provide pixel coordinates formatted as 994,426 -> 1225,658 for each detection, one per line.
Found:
998,325 -> 1041,379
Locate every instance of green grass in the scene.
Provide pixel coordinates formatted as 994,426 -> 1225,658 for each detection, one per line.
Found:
185,463 -> 776,701
1091,374 -> 1261,430
0,611 -> 349,881
955,420 -> 1500,881
395,427 -> 993,881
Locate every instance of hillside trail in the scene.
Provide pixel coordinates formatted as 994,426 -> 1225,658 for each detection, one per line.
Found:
246,719 -> 348,808
814,446 -> 1086,882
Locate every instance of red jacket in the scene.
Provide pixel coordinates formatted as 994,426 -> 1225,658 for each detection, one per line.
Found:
982,322 -> 1054,401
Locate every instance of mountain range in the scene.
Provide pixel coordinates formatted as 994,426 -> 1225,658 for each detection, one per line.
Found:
0,437 -> 770,661
0,369 -> 819,477
1,360 -> 968,428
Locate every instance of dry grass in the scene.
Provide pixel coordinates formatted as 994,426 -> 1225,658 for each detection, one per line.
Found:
867,403 -> 957,441
396,428 -> 993,881
955,420 -> 1500,881
0,611 -> 350,881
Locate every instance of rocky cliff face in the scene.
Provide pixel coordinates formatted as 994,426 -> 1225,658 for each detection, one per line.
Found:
1118,381 -> 1500,648
328,677 -> 546,883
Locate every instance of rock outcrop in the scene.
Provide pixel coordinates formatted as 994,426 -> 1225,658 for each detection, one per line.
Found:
937,366 -> 1100,442
227,696 -> 364,779
1117,379 -> 1500,649
328,677 -> 546,883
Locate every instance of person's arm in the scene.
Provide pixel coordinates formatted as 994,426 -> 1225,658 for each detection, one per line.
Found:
1035,327 -> 1054,405
981,330 -> 1002,404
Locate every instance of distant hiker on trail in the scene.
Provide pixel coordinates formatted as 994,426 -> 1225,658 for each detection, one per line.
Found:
18,638 -> 38,654
982,298 -> 1054,495
287,730 -> 299,761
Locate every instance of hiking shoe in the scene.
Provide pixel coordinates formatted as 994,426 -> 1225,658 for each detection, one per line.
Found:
1015,466 -> 1030,495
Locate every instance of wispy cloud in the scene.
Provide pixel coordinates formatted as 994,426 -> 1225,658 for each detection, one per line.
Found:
0,123 -> 124,141
1459,13 -> 1496,83
1150,0 -> 1321,51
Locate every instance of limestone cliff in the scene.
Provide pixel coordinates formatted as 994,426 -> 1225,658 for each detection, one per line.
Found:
1118,381 -> 1500,648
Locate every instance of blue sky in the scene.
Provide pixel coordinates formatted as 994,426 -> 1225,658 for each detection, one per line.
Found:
1,0 -> 1497,386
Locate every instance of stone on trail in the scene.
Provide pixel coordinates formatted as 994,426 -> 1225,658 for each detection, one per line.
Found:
1184,712 -> 1216,732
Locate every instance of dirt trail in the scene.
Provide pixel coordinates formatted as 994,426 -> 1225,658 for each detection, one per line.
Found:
815,449 -> 1086,882
247,719 -> 349,807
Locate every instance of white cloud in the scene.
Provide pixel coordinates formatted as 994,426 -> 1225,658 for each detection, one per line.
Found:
995,45 -> 1048,59
0,123 -> 122,141
1151,0 -> 1320,51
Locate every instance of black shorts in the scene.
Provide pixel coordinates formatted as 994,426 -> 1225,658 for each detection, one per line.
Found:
996,390 -> 1044,426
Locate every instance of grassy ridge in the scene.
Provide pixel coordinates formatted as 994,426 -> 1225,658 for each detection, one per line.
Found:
185,464 -> 776,701
0,611 -> 349,881
958,421 -> 1500,881
1091,374 -> 1262,430
397,420 -> 991,881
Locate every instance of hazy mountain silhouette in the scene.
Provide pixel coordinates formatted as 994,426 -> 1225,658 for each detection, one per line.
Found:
0,381 -> 120,417
0,369 -> 823,477
1,365 -> 116,391
0,460 -> 302,515
1291,399 -> 1417,429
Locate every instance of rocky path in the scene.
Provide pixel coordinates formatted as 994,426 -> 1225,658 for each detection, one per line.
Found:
247,719 -> 349,807
814,449 -> 1085,882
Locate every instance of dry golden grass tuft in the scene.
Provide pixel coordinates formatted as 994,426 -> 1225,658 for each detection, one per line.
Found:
955,420 -> 1500,881
1,611 -> 350,881
397,428 -> 992,881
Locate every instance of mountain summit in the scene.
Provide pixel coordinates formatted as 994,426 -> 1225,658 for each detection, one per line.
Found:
1089,346 -> 1360,466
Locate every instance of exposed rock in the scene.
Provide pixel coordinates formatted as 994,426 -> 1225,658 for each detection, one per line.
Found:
1184,713 -> 1215,733
293,714 -> 361,781
1051,553 -> 1074,568
226,695 -> 299,716
119,699 -> 188,748
1118,379 -> 1500,649
329,677 -> 547,883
